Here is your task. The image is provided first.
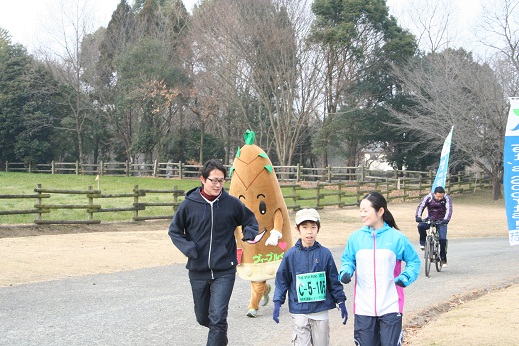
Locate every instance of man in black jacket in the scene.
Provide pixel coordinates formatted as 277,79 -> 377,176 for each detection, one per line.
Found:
168,159 -> 259,346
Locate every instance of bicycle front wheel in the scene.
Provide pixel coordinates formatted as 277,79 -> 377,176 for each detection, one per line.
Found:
435,240 -> 442,272
424,236 -> 432,277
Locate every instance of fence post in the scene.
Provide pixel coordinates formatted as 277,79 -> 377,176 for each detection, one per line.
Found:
36,183 -> 43,221
28,162 -> 32,173
327,166 -> 332,183
87,186 -> 94,221
125,161 -> 130,176
51,161 -> 55,174
292,185 -> 298,208
153,160 -> 158,177
172,185 -> 179,213
179,161 -> 183,179
316,183 -> 321,209
296,164 -> 301,182
5,161 -> 8,172
75,161 -> 79,175
338,182 -> 343,208
99,160 -> 104,176
133,185 -> 139,220
402,179 -> 407,202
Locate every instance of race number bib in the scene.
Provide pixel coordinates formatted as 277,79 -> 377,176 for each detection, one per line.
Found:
296,271 -> 326,302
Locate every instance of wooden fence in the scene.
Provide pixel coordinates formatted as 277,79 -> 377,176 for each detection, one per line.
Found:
0,174 -> 492,225
1,160 -> 475,183
3,160 -> 209,179
0,184 -> 185,225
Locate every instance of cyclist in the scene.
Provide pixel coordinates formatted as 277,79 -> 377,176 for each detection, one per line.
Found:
415,186 -> 453,267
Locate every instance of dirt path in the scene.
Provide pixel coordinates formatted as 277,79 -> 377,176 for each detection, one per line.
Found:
1,190 -> 516,345
0,192 -> 507,287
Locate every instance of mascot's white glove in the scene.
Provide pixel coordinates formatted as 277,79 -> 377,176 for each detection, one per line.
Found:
265,229 -> 283,246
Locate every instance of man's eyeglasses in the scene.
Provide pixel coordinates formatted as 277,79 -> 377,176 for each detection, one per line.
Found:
206,177 -> 226,185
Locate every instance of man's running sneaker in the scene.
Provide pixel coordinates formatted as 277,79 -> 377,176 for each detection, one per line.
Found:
246,309 -> 258,318
441,261 -> 447,268
420,245 -> 425,250
261,284 -> 271,306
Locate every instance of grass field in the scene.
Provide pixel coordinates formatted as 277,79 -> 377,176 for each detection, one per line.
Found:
0,172 -> 498,225
0,172 -> 203,224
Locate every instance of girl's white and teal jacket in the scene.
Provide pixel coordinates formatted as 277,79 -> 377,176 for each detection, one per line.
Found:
339,223 -> 421,316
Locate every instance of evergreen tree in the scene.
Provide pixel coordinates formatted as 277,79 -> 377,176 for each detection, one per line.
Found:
0,29 -> 66,164
310,0 -> 417,168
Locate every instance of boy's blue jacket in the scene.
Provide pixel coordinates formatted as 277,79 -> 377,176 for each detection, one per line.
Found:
339,223 -> 421,316
273,239 -> 346,314
168,186 -> 258,280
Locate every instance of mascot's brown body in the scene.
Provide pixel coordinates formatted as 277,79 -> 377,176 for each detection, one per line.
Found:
230,130 -> 293,282
229,130 -> 293,317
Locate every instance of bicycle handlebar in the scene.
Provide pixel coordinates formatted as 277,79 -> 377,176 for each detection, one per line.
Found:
424,219 -> 443,226
416,218 -> 443,226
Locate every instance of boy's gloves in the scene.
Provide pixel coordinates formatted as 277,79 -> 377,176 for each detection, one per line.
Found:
273,302 -> 281,323
415,216 -> 422,223
265,230 -> 282,246
338,302 -> 348,325
340,273 -> 351,284
394,272 -> 411,287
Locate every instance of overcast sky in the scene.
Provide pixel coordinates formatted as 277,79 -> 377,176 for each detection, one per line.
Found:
0,0 -> 197,52
0,0 -> 482,55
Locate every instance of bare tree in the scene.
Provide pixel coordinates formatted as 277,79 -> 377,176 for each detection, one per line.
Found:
389,49 -> 508,199
477,0 -> 519,97
412,1 -> 455,52
36,0 -> 97,164
186,0 -> 322,166
389,0 -> 459,53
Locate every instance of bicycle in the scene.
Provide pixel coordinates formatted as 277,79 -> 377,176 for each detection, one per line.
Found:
423,219 -> 442,277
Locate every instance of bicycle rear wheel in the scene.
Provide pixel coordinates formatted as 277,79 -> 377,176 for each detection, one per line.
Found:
435,240 -> 442,272
424,236 -> 432,277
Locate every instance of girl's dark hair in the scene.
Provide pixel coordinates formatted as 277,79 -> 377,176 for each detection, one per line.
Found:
201,159 -> 227,179
362,191 -> 399,230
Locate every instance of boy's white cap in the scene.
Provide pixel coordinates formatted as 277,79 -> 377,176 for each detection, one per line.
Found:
295,208 -> 320,225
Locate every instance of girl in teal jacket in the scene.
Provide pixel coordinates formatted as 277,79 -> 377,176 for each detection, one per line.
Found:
339,192 -> 421,346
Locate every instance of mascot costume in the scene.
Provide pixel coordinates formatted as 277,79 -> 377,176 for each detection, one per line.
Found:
229,130 -> 293,318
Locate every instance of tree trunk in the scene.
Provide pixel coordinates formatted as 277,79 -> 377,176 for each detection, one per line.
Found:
199,122 -> 205,164
493,175 -> 502,200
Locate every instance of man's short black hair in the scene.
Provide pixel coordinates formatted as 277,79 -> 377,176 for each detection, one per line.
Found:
434,186 -> 445,194
201,159 -> 226,179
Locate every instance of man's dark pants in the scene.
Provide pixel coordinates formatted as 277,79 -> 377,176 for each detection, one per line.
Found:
190,273 -> 235,346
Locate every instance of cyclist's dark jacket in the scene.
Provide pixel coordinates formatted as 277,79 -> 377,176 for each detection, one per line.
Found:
168,186 -> 258,280
415,192 -> 453,221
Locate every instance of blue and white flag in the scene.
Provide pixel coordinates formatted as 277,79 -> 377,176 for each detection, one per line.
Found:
503,97 -> 519,246
432,126 -> 454,192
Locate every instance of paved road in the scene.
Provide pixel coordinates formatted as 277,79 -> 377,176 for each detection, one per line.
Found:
1,237 -> 517,345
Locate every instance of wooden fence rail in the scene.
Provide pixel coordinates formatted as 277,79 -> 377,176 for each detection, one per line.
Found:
0,184 -> 185,225
0,175 -> 492,225
2,160 -> 489,184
